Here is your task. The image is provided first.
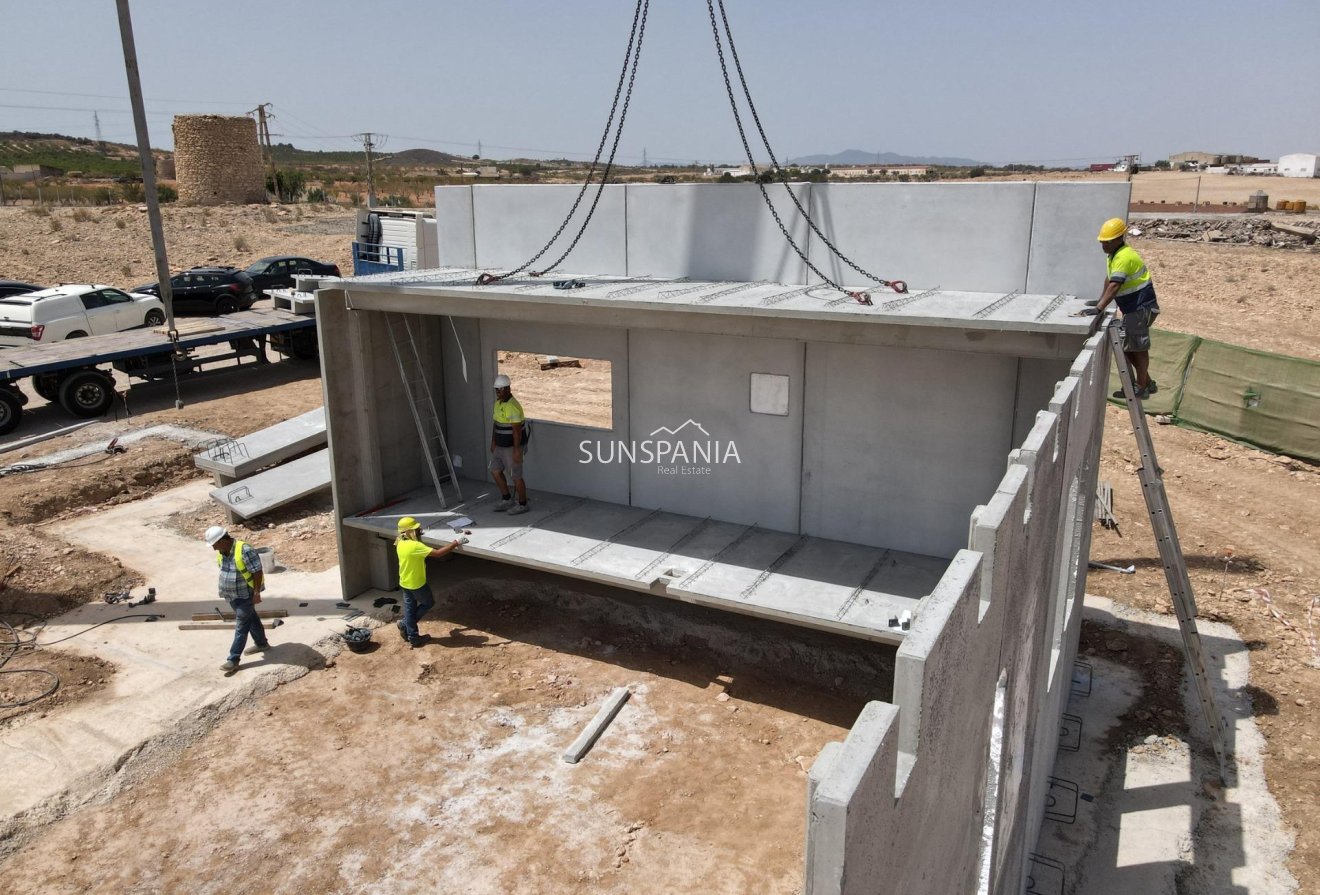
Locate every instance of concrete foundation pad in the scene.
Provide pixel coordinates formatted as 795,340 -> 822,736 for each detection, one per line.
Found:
1034,595 -> 1297,894
0,479 -> 348,852
342,479 -> 946,645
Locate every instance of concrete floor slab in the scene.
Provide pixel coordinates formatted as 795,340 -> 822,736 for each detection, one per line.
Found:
344,269 -> 1097,336
209,447 -> 331,519
192,406 -> 325,481
345,480 -> 946,645
0,480 -> 348,845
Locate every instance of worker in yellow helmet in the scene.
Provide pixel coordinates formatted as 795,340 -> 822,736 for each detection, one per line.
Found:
1084,218 -> 1160,399
394,516 -> 466,648
490,373 -> 531,515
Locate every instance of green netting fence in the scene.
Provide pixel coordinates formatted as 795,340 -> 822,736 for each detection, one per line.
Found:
1108,329 -> 1320,463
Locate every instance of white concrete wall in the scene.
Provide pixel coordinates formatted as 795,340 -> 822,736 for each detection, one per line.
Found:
805,333 -> 1109,895
627,329 -> 804,531
435,181 -> 1130,297
800,342 -> 1018,557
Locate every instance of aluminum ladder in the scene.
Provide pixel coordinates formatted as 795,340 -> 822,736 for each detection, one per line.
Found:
1106,321 -> 1230,780
386,312 -> 462,509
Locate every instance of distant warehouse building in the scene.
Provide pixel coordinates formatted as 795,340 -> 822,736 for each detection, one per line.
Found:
1279,153 -> 1320,178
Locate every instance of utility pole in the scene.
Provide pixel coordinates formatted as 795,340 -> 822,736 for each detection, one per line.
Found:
254,103 -> 281,202
355,132 -> 384,208
115,0 -> 179,392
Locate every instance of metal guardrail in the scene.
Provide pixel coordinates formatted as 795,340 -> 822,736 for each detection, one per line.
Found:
352,242 -> 405,276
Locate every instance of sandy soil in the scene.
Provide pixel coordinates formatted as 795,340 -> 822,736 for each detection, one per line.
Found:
982,169 -> 1320,209
497,351 -> 613,429
1,579 -> 869,895
1,202 -> 1319,890
0,204 -> 354,289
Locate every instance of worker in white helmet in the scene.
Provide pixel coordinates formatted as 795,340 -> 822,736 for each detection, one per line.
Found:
204,525 -> 269,674
490,373 -> 531,514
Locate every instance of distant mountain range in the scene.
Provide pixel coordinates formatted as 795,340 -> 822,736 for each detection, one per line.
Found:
787,149 -> 985,167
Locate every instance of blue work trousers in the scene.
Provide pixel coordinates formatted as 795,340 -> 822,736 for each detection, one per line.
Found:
401,585 -> 434,640
227,597 -> 268,663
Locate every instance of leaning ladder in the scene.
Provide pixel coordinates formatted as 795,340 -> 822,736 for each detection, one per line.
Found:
1106,321 -> 1230,779
386,313 -> 462,509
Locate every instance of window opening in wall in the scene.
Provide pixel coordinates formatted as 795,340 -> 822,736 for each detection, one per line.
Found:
496,349 -> 612,430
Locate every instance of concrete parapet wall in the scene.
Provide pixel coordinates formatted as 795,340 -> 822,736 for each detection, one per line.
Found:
805,334 -> 1109,895
172,115 -> 265,206
436,181 -> 1131,296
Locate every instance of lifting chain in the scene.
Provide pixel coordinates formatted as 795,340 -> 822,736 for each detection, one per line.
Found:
477,0 -> 649,286
706,0 -> 906,296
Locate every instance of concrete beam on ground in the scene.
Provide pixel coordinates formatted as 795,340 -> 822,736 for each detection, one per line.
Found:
192,407 -> 326,481
208,448 -> 331,520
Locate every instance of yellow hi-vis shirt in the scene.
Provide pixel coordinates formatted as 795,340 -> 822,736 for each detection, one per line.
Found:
397,537 -> 432,590
492,396 -> 525,448
1106,244 -> 1154,312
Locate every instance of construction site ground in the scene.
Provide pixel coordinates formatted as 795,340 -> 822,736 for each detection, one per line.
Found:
1,204 -> 1319,892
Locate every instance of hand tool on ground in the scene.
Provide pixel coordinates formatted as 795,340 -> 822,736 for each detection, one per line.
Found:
1088,560 -> 1135,574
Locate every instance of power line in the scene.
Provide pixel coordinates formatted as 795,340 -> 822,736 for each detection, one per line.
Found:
0,86 -> 252,106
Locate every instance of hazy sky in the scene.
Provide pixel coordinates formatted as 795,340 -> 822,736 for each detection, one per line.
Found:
2,0 -> 1318,166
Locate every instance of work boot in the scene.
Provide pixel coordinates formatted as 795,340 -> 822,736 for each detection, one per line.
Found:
396,620 -> 408,641
409,635 -> 427,650
1146,379 -> 1158,394
243,642 -> 271,656
507,502 -> 529,516
493,496 -> 514,512
220,659 -> 238,674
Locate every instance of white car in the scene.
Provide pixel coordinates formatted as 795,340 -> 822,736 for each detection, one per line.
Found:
0,284 -> 166,347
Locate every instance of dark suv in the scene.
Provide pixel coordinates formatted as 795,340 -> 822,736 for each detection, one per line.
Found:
244,256 -> 341,296
135,267 -> 257,316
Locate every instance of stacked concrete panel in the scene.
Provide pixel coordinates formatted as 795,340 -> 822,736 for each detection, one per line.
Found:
172,115 -> 265,206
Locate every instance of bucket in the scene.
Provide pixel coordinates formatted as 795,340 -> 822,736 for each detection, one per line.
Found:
256,546 -> 277,573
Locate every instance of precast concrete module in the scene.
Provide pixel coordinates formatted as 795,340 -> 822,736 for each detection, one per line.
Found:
314,180 -> 1130,894
171,115 -> 265,206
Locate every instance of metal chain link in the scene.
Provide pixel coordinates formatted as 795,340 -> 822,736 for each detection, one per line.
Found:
707,0 -> 906,296
480,0 -> 648,285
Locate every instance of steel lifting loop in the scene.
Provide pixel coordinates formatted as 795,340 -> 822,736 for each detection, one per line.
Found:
846,290 -> 873,306
476,273 -> 501,286
886,280 -> 908,294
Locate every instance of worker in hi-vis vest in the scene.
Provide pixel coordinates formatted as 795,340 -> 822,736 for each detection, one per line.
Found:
1084,218 -> 1161,399
490,373 -> 531,515
394,516 -> 466,648
205,525 -> 269,674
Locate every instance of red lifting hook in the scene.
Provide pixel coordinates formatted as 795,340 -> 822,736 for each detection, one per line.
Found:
887,280 -> 908,294
846,290 -> 873,306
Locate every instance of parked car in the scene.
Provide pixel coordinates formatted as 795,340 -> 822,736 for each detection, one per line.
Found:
0,284 -> 166,348
134,266 -> 257,315
244,256 -> 341,296
0,280 -> 44,298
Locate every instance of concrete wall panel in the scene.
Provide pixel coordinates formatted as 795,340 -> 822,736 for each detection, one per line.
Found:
470,184 -> 627,275
476,320 -> 631,504
625,182 -> 811,283
440,316 -> 487,482
435,185 -> 476,268
801,342 -> 1018,557
628,329 -> 803,531
1025,182 -> 1131,297
806,182 -> 1037,293
1012,357 -> 1074,447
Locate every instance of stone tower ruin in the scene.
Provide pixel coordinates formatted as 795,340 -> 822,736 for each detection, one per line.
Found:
172,115 -> 266,205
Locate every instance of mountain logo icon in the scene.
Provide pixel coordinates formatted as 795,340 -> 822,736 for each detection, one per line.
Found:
649,419 -> 710,437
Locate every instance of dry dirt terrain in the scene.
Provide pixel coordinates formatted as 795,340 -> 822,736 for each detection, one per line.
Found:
1,201 -> 1319,891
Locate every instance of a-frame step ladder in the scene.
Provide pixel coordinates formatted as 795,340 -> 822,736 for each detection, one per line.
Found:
1106,322 -> 1230,779
386,312 -> 462,509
